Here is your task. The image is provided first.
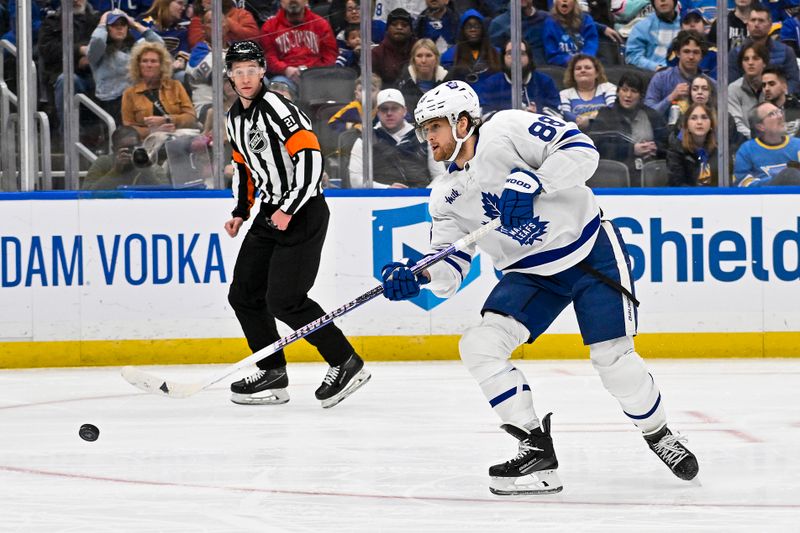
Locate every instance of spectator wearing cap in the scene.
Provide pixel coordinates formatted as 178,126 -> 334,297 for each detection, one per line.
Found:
709,0 -> 756,51
370,0 -> 426,43
260,0 -> 339,84
347,88 -> 434,188
88,10 -> 165,124
372,8 -> 417,88
645,30 -> 707,118
734,101 -> 800,186
728,5 -> 800,93
414,0 -> 459,55
665,10 -> 717,79
624,0 -> 681,71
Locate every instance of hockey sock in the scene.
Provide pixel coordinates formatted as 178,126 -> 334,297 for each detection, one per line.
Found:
459,312 -> 538,430
590,336 -> 666,434
479,366 -> 539,431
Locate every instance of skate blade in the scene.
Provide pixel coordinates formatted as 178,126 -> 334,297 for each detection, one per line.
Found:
489,469 -> 563,496
230,388 -> 290,405
320,369 -> 371,409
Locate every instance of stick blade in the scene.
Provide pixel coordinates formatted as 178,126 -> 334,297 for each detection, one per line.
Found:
120,366 -> 200,399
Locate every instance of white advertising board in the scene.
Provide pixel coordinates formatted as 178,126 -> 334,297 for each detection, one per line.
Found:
0,189 -> 798,365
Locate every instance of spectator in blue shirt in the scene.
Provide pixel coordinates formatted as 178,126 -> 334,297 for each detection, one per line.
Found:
137,0 -> 191,70
625,0 -> 681,71
543,0 -> 599,66
1,0 -> 43,47
779,0 -> 800,54
488,0 -> 551,65
479,39 -> 560,116
645,30 -> 705,118
441,9 -> 501,87
414,0 -> 459,54
336,23 -> 362,71
665,10 -> 717,79
734,102 -> 800,186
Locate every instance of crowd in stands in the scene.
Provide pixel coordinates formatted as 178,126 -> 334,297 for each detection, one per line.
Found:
4,0 -> 800,189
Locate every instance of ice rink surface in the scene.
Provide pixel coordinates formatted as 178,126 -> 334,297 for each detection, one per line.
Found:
0,358 -> 798,532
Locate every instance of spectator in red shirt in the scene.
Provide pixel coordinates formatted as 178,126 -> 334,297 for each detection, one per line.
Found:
187,0 -> 260,48
260,0 -> 339,83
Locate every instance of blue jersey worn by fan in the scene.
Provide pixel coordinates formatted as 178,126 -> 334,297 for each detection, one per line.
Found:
379,80 -> 699,496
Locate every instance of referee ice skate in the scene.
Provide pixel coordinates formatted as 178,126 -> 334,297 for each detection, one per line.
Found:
380,81 -> 698,495
223,41 -> 370,408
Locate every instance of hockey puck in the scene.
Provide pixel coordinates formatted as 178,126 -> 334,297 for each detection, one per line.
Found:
79,424 -> 99,442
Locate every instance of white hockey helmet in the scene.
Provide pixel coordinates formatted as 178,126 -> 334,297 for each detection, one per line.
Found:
414,80 -> 482,161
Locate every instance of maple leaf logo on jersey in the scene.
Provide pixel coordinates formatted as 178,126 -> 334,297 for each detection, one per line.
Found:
481,192 -> 549,246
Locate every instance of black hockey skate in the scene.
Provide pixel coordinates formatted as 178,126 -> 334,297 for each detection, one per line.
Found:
230,367 -> 289,405
645,426 -> 699,481
314,353 -> 371,408
489,412 -> 563,495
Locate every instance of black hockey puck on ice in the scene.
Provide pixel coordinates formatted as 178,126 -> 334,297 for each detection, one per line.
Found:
79,424 -> 99,442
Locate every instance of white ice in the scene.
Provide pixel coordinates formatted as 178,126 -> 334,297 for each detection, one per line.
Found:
0,359 -> 798,532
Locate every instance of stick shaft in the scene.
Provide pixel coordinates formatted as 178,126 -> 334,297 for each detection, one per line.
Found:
123,218 -> 500,397
198,218 -> 500,391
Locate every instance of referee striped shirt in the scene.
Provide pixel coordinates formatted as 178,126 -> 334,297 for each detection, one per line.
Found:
226,84 -> 323,219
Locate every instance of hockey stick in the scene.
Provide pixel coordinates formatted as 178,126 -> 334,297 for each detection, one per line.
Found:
120,217 -> 501,399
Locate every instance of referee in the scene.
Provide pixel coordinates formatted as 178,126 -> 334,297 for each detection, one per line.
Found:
223,41 -> 370,408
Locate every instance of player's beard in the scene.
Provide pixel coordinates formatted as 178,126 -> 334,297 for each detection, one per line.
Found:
434,137 -> 457,162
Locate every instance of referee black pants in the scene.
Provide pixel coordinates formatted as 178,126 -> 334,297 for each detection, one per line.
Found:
228,195 -> 354,371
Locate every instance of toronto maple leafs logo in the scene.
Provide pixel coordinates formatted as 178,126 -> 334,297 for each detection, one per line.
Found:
481,192 -> 549,246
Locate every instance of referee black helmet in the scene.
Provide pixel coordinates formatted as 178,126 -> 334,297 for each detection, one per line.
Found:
225,40 -> 267,73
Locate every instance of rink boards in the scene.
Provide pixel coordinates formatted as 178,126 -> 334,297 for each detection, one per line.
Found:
0,188 -> 799,368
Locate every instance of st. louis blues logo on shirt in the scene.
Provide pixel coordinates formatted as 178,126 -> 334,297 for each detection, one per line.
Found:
482,192 -> 549,246
248,128 -> 268,153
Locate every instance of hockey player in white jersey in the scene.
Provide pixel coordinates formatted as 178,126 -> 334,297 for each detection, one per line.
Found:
379,80 -> 699,495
